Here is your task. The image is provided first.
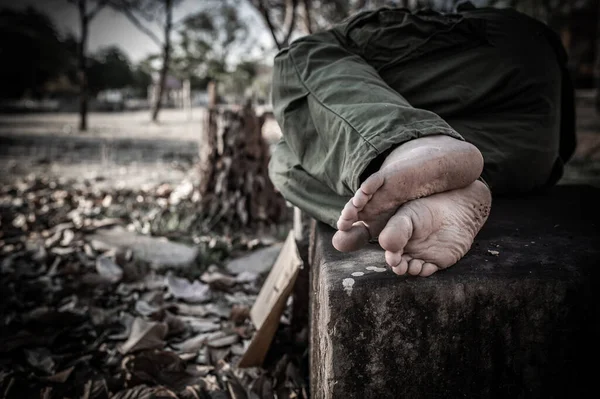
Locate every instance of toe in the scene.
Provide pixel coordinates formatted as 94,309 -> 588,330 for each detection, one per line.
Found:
420,262 -> 439,277
385,250 -> 403,267
337,218 -> 354,231
340,201 -> 358,222
407,258 -> 424,276
332,222 -> 371,252
337,202 -> 359,230
359,172 -> 385,197
392,258 -> 409,275
378,212 -> 413,253
351,189 -> 372,209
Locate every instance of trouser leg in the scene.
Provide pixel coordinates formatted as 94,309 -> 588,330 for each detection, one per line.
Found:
377,7 -> 571,193
270,28 -> 464,199
269,139 -> 348,228
269,7 -> 572,227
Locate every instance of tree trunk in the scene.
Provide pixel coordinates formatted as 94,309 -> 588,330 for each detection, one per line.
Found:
183,78 -> 192,120
151,0 -> 173,122
207,81 -> 217,110
197,104 -> 286,232
78,0 -> 89,132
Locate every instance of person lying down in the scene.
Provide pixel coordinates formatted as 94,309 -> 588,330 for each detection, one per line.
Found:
268,3 -> 575,277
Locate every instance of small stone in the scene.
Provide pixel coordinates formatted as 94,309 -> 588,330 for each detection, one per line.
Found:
488,250 -> 500,256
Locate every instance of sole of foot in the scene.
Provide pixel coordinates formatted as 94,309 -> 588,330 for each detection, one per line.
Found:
378,180 -> 492,277
333,135 -> 483,252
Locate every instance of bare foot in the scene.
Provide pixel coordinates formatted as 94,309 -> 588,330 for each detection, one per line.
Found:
378,180 -> 491,277
333,135 -> 483,252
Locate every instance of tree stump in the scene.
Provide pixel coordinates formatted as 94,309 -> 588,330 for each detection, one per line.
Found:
197,104 -> 286,232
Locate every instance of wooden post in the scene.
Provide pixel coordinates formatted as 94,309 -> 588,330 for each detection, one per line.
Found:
207,81 -> 217,110
183,78 -> 192,120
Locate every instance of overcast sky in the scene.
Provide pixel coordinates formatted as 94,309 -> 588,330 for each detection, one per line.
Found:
1,0 -> 500,65
1,0 -> 275,64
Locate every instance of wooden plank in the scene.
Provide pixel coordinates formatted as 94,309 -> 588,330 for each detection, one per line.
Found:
237,231 -> 303,368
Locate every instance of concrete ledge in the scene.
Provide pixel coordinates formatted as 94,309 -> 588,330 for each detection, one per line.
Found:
310,185 -> 600,398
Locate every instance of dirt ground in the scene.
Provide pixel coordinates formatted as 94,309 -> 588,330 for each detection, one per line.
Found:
0,107 -> 282,189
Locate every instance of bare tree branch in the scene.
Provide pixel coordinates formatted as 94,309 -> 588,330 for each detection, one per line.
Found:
171,14 -> 190,31
282,0 -> 298,46
257,0 -> 283,49
87,0 -> 109,20
301,0 -> 313,33
119,5 -> 163,47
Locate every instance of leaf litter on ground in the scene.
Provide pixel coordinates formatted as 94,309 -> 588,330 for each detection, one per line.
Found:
0,174 -> 306,399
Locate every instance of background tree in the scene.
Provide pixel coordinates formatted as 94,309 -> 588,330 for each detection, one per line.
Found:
247,0 -> 298,50
66,0 -> 113,131
131,59 -> 154,98
221,60 -> 259,101
170,3 -> 247,104
248,1 -> 449,48
115,0 -> 184,122
179,3 -> 283,229
87,46 -> 134,94
166,1 -> 248,109
0,7 -> 70,99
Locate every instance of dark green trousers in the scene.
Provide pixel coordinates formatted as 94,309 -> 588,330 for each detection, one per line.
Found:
269,6 -> 576,228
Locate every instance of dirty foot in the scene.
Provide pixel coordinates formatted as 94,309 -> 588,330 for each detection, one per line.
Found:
378,180 -> 491,277
333,135 -> 483,252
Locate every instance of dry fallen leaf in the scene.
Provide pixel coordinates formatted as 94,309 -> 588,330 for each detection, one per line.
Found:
40,366 -> 74,383
111,384 -> 177,399
207,333 -> 239,348
109,313 -> 135,340
124,350 -> 199,392
201,270 -> 237,290
25,348 -> 55,374
96,255 -> 123,283
171,332 -> 215,354
184,318 -> 221,334
164,312 -> 186,337
82,378 -> 109,399
119,318 -> 168,354
167,275 -> 211,303
134,300 -> 162,318
205,302 -> 231,319
175,303 -> 207,317
0,174 -> 308,398
60,229 -> 75,246
235,271 -> 258,284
